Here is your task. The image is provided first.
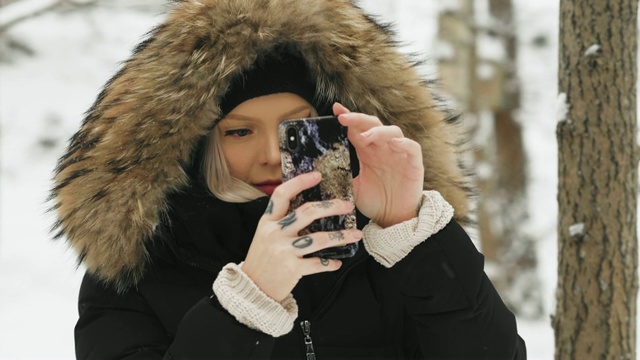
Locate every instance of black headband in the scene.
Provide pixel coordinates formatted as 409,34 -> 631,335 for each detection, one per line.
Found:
219,51 -> 317,117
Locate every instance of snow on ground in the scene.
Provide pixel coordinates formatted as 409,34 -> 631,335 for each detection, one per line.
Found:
0,1 -> 560,358
0,6 -> 162,358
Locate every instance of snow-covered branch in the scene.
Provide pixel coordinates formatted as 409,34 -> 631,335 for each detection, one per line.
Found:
0,0 -> 98,32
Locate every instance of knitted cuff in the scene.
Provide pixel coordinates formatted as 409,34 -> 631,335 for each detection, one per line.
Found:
362,190 -> 454,268
212,262 -> 298,337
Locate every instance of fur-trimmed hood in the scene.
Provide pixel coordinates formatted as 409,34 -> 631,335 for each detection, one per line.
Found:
51,0 -> 471,288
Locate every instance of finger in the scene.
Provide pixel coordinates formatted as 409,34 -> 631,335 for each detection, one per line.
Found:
264,172 -> 322,220
278,199 -> 355,233
299,257 -> 343,276
337,112 -> 383,133
333,102 -> 351,116
337,112 -> 387,147
359,125 -> 405,146
389,138 -> 425,170
291,229 -> 362,255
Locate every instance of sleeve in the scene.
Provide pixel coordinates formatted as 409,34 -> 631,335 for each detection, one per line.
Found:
363,190 -> 453,268
75,273 -> 276,360
389,221 -> 527,359
212,262 -> 298,337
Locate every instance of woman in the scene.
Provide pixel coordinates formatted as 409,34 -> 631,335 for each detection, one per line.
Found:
51,0 -> 527,358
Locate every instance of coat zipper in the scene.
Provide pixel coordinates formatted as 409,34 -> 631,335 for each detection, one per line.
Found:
300,320 -> 316,360
298,254 -> 369,359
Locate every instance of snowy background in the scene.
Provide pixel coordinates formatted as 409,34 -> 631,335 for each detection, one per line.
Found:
0,0 -> 563,358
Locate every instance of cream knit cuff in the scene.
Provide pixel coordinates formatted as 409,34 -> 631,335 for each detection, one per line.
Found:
362,190 -> 454,268
212,262 -> 298,337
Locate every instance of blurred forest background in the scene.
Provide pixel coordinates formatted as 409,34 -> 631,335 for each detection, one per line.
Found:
0,0 -> 610,358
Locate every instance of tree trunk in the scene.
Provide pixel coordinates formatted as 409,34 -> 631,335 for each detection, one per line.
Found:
479,0 -> 543,319
554,0 -> 638,358
437,0 -> 475,110
438,0 -> 543,319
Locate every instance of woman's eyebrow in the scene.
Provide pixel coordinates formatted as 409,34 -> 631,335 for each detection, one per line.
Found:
225,105 -> 312,122
222,114 -> 256,122
279,105 -> 312,119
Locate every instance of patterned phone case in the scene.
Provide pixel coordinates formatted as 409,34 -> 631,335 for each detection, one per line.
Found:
279,116 -> 358,258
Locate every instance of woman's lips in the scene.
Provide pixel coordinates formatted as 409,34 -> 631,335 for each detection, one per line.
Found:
255,181 -> 282,196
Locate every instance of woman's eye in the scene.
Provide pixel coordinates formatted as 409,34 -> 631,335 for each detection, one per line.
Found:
224,129 -> 252,137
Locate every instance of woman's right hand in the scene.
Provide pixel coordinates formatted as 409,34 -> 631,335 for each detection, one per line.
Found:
240,171 -> 362,302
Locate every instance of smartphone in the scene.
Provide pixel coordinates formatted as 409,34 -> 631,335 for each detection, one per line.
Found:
278,115 -> 358,259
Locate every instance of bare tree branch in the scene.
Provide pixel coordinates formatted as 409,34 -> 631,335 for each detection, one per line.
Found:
0,0 -> 98,33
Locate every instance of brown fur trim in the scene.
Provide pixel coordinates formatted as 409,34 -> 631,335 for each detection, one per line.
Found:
50,0 -> 472,288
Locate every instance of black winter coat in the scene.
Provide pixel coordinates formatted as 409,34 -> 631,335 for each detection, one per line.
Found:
75,185 -> 526,359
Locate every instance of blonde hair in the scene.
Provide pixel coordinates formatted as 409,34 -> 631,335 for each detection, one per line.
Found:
202,129 -> 265,203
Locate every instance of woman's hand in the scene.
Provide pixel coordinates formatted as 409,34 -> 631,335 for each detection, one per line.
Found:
241,172 -> 363,302
334,103 -> 424,228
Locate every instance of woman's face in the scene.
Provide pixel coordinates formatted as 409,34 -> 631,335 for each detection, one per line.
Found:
217,92 -> 315,196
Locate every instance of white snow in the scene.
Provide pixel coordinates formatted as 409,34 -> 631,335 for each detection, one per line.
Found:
473,0 -> 491,30
476,161 -> 494,180
569,223 -> 585,237
0,0 -> 573,359
437,0 -> 463,14
584,43 -> 602,57
556,92 -> 570,123
435,39 -> 456,61
477,31 -> 507,63
476,62 -> 496,80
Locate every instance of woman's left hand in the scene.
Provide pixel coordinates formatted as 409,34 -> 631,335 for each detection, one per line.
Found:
334,102 -> 424,228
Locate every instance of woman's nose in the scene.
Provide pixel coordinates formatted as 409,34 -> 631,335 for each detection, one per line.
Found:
260,134 -> 281,166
